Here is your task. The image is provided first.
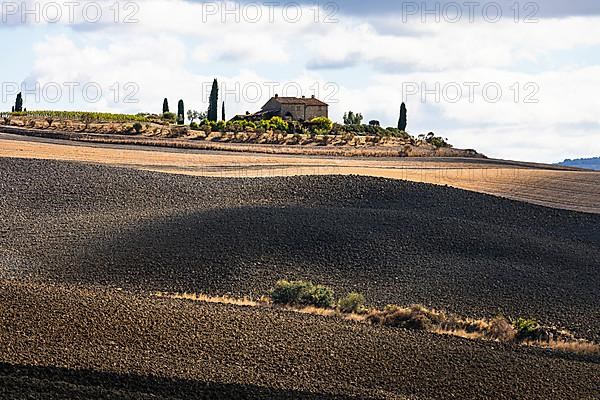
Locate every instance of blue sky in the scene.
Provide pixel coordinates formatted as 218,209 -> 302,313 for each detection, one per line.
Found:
1,0 -> 600,163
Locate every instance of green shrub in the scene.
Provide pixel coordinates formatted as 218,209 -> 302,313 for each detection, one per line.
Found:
310,117 -> 333,133
338,292 -> 366,314
257,119 -> 273,132
215,120 -> 226,132
162,112 -> 176,122
190,121 -> 199,130
132,122 -> 142,134
367,304 -> 452,331
270,280 -> 334,308
514,318 -> 541,341
308,285 -> 335,308
270,116 -> 288,131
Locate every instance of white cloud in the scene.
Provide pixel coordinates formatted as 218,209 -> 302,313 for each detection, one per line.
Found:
8,1 -> 600,162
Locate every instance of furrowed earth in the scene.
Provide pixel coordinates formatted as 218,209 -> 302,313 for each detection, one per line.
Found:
1,156 -> 599,399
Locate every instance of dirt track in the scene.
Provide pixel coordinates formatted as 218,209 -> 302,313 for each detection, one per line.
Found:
1,280 -> 599,400
1,133 -> 598,214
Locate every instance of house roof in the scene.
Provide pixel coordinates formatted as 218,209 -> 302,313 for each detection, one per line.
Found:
269,96 -> 328,106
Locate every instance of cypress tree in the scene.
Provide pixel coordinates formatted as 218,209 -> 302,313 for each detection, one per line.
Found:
163,98 -> 169,114
15,93 -> 23,112
177,99 -> 185,125
208,79 -> 218,122
221,101 -> 225,121
398,102 -> 407,131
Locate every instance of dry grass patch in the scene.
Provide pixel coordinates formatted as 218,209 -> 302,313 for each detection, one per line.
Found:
154,292 -> 268,308
534,340 -> 600,355
152,286 -> 599,357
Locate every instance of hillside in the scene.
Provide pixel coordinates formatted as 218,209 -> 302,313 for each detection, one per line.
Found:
559,156 -> 600,170
1,280 -> 598,400
1,157 -> 598,341
1,157 -> 599,399
1,133 -> 599,214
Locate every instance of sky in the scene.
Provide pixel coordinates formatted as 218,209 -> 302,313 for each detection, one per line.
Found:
1,0 -> 600,163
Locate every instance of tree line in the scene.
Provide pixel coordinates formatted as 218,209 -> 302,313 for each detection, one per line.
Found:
163,78 -> 225,126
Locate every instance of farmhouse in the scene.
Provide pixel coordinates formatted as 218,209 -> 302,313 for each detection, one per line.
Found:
243,94 -> 329,122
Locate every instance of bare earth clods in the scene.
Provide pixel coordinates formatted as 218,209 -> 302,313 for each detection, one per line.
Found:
1,157 -> 600,398
1,280 -> 599,399
1,158 -> 599,340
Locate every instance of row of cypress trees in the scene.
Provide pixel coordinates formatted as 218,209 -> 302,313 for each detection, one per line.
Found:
163,79 -> 224,125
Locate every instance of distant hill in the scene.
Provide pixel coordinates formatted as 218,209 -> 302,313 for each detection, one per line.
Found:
558,157 -> 600,171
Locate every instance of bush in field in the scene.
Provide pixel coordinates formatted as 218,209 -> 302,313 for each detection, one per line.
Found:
190,121 -> 199,130
258,119 -> 272,132
338,292 -> 367,314
419,132 -> 451,148
162,112 -> 176,122
384,127 -> 410,139
310,117 -> 333,132
215,120 -> 226,132
270,280 -> 334,308
488,316 -> 516,341
132,122 -> 142,134
367,304 -> 453,331
270,116 -> 289,131
514,318 -> 541,341
226,120 -> 255,133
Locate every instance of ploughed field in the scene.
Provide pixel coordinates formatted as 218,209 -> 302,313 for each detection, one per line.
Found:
1,157 -> 599,341
1,280 -> 599,400
2,133 -> 600,214
2,157 -> 600,399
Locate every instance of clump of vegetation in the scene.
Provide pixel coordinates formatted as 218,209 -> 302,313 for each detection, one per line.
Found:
309,117 -> 334,135
338,292 -> 367,314
270,280 -> 334,308
7,110 -> 149,123
132,122 -> 142,134
367,304 -> 451,331
343,111 -> 363,125
164,280 -> 598,356
162,112 -> 176,123
488,315 -> 516,341
419,132 -> 452,148
514,318 -> 542,341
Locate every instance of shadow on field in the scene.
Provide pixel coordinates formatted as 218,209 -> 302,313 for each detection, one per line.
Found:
74,204 -> 600,342
1,158 -> 599,340
0,362 -> 357,400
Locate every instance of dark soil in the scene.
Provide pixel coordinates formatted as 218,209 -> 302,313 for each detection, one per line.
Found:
1,157 -> 599,343
1,280 -> 599,400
